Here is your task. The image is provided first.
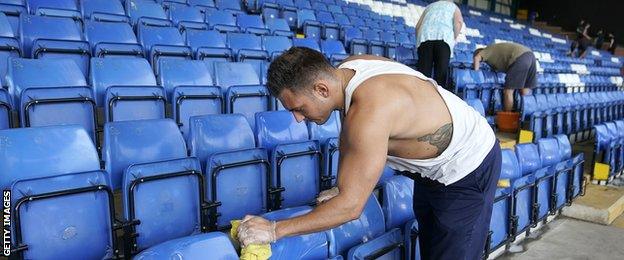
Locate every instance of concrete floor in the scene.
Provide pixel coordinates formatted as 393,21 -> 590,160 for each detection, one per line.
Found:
498,218 -> 624,260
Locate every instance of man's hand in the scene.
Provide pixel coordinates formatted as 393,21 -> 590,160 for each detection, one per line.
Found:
237,215 -> 276,247
316,187 -> 339,204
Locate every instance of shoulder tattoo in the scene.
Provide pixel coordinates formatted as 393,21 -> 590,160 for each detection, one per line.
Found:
417,123 -> 453,155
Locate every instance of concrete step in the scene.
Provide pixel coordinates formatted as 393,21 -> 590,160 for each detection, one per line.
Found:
562,184 -> 624,225
612,213 -> 624,229
496,132 -> 517,149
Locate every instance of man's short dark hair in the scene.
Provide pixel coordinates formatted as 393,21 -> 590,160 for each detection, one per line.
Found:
267,47 -> 334,97
473,48 -> 484,59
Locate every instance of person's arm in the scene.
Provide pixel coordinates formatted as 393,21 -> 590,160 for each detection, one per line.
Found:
473,52 -> 481,70
415,8 -> 429,35
453,7 -> 463,40
582,27 -> 591,40
274,97 -> 391,238
236,86 -> 393,246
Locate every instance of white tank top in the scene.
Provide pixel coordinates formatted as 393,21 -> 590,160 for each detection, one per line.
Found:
338,59 -> 496,185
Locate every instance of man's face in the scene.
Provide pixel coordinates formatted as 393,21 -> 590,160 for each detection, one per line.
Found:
279,86 -> 333,125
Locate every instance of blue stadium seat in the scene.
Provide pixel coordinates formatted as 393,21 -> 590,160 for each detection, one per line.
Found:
342,27 -> 367,55
84,20 -> 143,58
0,1 -> 25,35
363,29 -> 386,57
137,23 -> 193,74
315,10 -> 339,40
89,57 -> 157,106
215,0 -> 243,13
297,9 -> 321,39
167,3 -> 206,31
26,0 -> 80,20
237,14 -> 270,35
321,39 -> 348,66
103,119 -> 187,190
553,134 -> 584,201
214,62 -> 270,125
0,88 -> 10,129
396,46 -> 416,66
307,110 -> 341,188
104,84 -> 166,122
332,12 -> 350,27
260,0 -> 280,19
6,58 -> 98,140
0,125 -> 114,259
188,114 -> 270,228
347,228 -> 404,260
0,124 -> 100,188
205,9 -> 239,32
188,0 -> 216,9
121,156 -> 203,252
535,94 -> 554,138
593,124 -> 618,180
513,144 -> 540,234
185,28 -> 232,61
262,206 -> 330,259
133,232 -> 238,260
294,0 -> 311,9
255,110 -> 321,209
265,17 -> 294,37
264,35 -> 292,61
541,137 -> 573,214
80,0 -> 129,23
19,14 -> 90,76
126,0 -> 170,27
0,12 -> 21,86
326,195 -> 386,258
531,138 -> 557,222
327,4 -> 342,13
466,98 -> 494,126
380,30 -> 399,59
380,175 -> 414,231
227,32 -> 269,77
487,186 -> 512,255
311,1 -> 328,11
293,37 -> 320,51
158,59 -> 222,138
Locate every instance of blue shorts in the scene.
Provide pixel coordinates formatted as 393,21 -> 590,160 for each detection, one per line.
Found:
505,52 -> 537,90
409,140 -> 501,260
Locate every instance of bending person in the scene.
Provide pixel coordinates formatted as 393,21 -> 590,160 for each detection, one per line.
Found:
237,47 -> 501,260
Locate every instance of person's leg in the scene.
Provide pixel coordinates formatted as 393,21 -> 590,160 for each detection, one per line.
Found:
433,40 -> 451,89
416,142 -> 502,260
417,41 -> 435,78
411,174 -> 435,260
503,88 -> 515,112
503,53 -> 533,111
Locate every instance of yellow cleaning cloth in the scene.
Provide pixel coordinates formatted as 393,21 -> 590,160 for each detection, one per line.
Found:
230,220 -> 272,260
498,179 -> 510,188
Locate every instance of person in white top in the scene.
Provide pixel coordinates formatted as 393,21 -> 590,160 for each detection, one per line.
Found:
237,47 -> 501,260
415,0 -> 463,89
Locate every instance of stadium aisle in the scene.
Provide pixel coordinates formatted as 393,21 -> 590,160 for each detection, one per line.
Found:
499,218 -> 624,259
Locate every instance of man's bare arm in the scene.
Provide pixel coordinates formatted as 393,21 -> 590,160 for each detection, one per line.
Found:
453,7 -> 463,40
473,53 -> 481,70
274,89 -> 392,238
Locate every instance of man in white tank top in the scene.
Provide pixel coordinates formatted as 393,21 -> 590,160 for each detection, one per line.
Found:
237,47 -> 501,259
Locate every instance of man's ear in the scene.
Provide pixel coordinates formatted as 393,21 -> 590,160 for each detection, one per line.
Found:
313,81 -> 330,98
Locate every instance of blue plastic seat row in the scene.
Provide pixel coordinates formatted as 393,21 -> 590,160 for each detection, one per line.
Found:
487,136 -> 584,256
592,120 -> 624,182
0,115 -> 419,259
521,92 -> 624,141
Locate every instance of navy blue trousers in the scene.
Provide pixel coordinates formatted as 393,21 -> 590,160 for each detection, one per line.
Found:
411,141 -> 501,260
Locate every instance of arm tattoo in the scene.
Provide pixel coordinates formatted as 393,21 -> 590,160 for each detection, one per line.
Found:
417,123 -> 453,155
